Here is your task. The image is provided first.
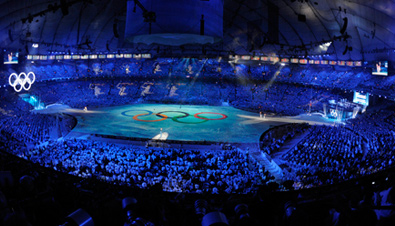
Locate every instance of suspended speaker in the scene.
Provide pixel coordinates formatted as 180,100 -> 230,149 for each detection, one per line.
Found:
113,20 -> 119,38
8,29 -> 13,42
268,2 -> 279,43
340,17 -> 348,34
60,0 -> 69,16
298,14 -> 306,22
200,14 -> 205,35
342,45 -> 352,55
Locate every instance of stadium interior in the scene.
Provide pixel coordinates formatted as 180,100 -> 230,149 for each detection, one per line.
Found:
1,0 -> 395,225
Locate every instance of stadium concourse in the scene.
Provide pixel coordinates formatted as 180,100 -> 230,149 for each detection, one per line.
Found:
1,0 -> 395,226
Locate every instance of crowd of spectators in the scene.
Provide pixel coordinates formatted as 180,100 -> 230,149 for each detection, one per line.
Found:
9,139 -> 268,194
256,64 -> 395,98
259,105 -> 395,189
282,125 -> 367,188
260,123 -> 310,154
347,108 -> 395,175
0,88 -> 76,146
0,88 -> 270,196
2,138 -> 395,225
0,113 -> 75,144
2,68 -> 395,191
19,76 -> 345,116
2,57 -> 394,99
2,61 -> 395,191
1,57 -> 395,224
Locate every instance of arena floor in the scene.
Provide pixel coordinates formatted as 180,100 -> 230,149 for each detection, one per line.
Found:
61,104 -> 336,143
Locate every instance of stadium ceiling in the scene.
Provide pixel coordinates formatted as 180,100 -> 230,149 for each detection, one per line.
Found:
0,0 -> 394,61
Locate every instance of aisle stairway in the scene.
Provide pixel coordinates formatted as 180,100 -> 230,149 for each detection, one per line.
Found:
271,129 -> 311,160
247,129 -> 313,183
249,148 -> 284,183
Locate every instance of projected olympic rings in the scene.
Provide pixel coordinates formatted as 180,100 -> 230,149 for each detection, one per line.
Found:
9,72 -> 35,92
121,110 -> 227,124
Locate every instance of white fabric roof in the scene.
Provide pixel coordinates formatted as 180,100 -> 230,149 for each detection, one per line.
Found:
0,0 -> 393,60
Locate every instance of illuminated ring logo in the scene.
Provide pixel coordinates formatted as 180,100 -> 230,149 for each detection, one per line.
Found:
121,110 -> 227,124
194,112 -> 228,120
121,110 -> 168,122
330,109 -> 338,117
121,110 -> 152,117
172,114 -> 209,124
9,72 -> 35,92
156,111 -> 189,118
133,113 -> 168,122
157,111 -> 208,124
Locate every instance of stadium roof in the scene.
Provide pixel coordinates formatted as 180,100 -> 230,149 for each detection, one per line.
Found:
1,0 -> 394,60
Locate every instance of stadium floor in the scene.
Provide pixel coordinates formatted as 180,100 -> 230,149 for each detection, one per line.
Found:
61,104 -> 336,143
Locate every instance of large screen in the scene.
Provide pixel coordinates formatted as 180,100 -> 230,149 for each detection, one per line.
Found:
353,92 -> 369,106
4,51 -> 18,64
372,61 -> 388,76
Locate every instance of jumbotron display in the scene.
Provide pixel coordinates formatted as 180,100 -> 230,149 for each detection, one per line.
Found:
4,51 -> 18,64
353,91 -> 369,106
372,61 -> 388,76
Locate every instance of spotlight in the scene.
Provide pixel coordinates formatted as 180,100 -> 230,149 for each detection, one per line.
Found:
195,199 -> 208,218
284,201 -> 297,219
61,208 -> 94,226
122,197 -> 154,226
202,212 -> 229,226
235,204 -> 250,222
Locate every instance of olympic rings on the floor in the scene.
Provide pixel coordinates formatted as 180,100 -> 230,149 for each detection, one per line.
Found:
194,112 -> 228,120
121,110 -> 152,117
172,115 -> 209,124
156,111 -> 189,119
133,113 -> 168,122
121,110 -> 228,124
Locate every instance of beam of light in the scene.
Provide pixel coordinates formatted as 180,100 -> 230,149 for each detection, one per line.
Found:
235,64 -> 249,85
237,114 -> 336,126
64,109 -> 106,114
29,103 -> 103,114
191,58 -> 207,84
175,58 -> 186,71
188,59 -> 207,93
262,64 -> 284,91
152,132 -> 169,140
178,58 -> 208,106
184,58 -> 190,70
